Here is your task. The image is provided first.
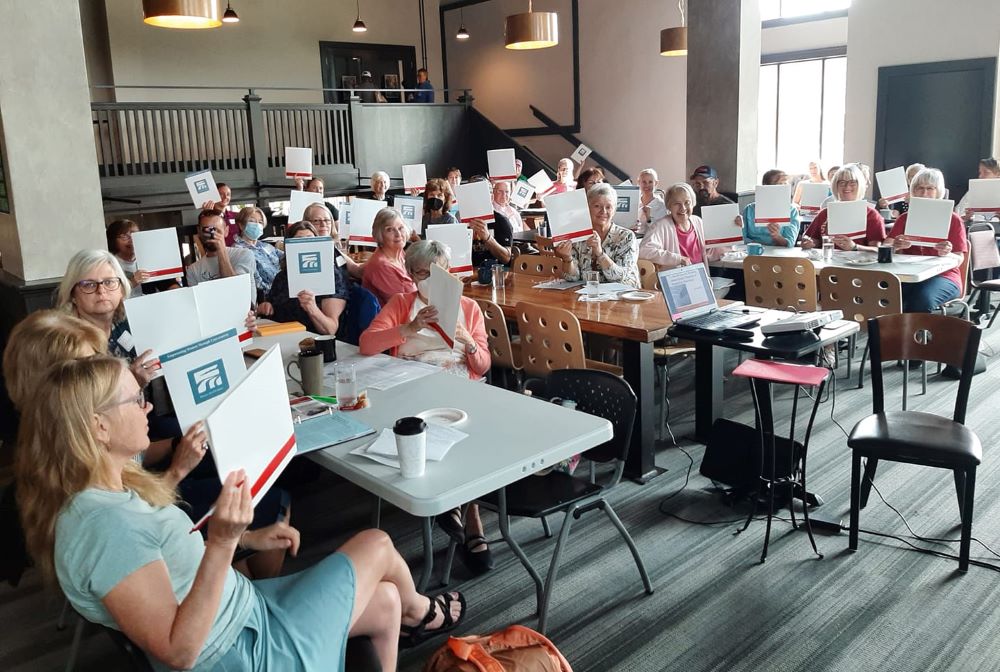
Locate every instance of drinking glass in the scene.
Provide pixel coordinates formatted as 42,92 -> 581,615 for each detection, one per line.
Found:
584,270 -> 600,301
334,362 -> 358,409
822,236 -> 835,262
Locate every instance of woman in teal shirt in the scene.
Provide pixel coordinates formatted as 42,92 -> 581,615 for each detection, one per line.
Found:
737,169 -> 800,247
17,357 -> 466,671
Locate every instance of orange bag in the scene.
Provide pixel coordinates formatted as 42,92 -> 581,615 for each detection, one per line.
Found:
423,625 -> 573,672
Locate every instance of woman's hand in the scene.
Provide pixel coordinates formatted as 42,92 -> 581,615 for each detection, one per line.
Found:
469,219 -> 490,242
678,256 -> 691,267
207,470 -> 253,550
297,290 -> 320,314
800,237 -> 816,250
242,522 -> 300,557
891,235 -> 912,252
130,349 -> 156,387
404,306 -> 438,337
934,240 -> 953,256
767,222 -> 786,246
133,270 -> 151,285
586,233 -> 603,259
554,240 -> 573,261
256,301 -> 274,318
453,322 -> 475,349
734,215 -> 745,229
244,310 -> 257,331
168,422 -> 208,483
832,235 -> 855,251
877,197 -> 889,209
293,177 -> 305,191
641,205 -> 651,224
409,230 -> 421,243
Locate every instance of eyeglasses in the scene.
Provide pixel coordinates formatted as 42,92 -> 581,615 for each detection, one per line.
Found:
308,217 -> 333,225
115,232 -> 133,240
76,278 -> 123,294
410,268 -> 431,280
101,389 -> 147,412
836,180 -> 859,188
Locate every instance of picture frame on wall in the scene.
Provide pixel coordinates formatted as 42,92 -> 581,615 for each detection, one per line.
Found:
341,75 -> 357,90
383,74 -> 399,90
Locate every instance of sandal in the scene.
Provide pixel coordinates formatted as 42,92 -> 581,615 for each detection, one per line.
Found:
399,591 -> 467,648
436,507 -> 465,544
461,534 -> 495,575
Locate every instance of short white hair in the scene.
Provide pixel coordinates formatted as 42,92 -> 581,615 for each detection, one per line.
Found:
831,164 -> 867,200
405,240 -> 450,276
371,170 -> 390,185
665,182 -> 696,206
586,182 -> 616,203
56,249 -> 130,321
909,167 -> 946,198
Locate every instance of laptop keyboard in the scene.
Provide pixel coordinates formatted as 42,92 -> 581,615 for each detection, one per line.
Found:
682,310 -> 746,329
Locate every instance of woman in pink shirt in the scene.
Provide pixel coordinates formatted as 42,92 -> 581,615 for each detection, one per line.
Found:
639,183 -> 727,270
361,208 -> 417,305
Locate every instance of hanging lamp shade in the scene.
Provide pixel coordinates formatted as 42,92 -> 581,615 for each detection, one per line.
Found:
456,24 -> 470,40
504,1 -> 558,50
142,0 -> 221,29
353,0 -> 367,32
660,27 -> 687,56
222,2 -> 239,23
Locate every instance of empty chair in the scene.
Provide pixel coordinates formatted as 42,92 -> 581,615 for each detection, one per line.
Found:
965,226 -> 1000,328
511,254 -> 564,277
476,297 -> 522,388
515,301 -> 621,378
743,256 -> 818,311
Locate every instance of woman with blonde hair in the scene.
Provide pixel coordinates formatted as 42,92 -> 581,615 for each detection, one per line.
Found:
801,163 -> 886,252
17,356 -> 466,670
362,207 -> 417,304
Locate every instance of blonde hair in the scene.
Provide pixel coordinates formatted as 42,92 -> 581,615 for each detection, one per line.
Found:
638,168 -> 658,181
3,310 -> 107,409
235,206 -> 267,231
372,207 -> 409,245
16,356 -> 175,581
831,164 -> 867,201
55,250 -> 130,323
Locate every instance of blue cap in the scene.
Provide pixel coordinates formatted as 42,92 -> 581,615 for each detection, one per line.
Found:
690,165 -> 718,179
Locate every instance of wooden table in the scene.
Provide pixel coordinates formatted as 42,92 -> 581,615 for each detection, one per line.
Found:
465,273 -> 676,482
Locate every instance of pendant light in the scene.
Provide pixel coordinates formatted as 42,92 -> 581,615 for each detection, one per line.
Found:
660,0 -> 687,56
222,2 -> 239,23
504,0 -> 558,50
142,0 -> 222,29
456,8 -> 470,40
352,0 -> 367,32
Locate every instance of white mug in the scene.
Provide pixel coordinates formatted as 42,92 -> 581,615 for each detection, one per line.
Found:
394,417 -> 427,478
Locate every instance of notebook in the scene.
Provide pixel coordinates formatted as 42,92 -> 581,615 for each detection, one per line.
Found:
658,264 -> 759,331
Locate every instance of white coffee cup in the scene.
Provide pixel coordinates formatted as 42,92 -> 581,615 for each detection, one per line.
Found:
394,417 -> 427,478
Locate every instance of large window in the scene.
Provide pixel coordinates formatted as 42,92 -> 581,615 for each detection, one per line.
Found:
760,0 -> 850,22
757,55 -> 846,181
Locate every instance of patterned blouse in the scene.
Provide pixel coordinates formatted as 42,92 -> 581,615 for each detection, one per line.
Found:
233,238 -> 283,297
562,224 -> 640,288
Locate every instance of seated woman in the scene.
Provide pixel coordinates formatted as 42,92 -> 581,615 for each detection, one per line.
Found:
637,168 -> 668,234
362,208 -> 417,304
106,219 -> 149,298
359,240 -> 492,572
802,164 -> 886,252
554,183 -> 641,288
639,182 -> 727,270
17,356 -> 466,671
736,169 -> 800,248
370,170 -> 393,205
885,167 -> 968,313
303,203 -> 363,281
878,162 -> 924,220
575,167 -> 604,192
268,221 -> 350,335
232,206 -> 283,316
422,178 -> 458,228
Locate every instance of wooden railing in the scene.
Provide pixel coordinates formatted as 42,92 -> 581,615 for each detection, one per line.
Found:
260,103 -> 353,170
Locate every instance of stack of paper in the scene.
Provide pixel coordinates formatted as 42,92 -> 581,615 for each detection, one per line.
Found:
350,423 -> 468,469
325,353 -> 439,391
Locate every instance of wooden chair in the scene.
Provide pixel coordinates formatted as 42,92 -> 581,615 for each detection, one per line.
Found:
743,256 -> 818,311
476,298 -> 522,389
511,255 -> 564,277
638,259 -> 660,291
534,235 -> 556,256
514,302 -> 621,378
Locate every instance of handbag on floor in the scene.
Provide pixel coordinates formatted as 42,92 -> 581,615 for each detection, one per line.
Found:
423,624 -> 573,672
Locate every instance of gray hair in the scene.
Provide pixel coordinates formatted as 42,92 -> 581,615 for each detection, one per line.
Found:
405,239 -> 450,276
586,182 -> 617,203
372,207 -> 408,245
56,249 -> 131,322
909,167 -> 946,198
831,164 -> 867,200
371,170 -> 390,185
905,163 -> 926,183
664,182 -> 697,206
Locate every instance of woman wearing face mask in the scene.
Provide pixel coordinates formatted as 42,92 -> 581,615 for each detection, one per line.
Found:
233,207 -> 282,317
639,183 -> 727,270
801,164 -> 886,252
422,179 -> 458,228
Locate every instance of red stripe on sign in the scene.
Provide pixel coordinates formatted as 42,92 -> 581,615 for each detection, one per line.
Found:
800,205 -> 821,213
238,330 -> 253,343
405,187 -> 426,193
885,192 -> 908,202
908,235 -> 944,243
550,230 -> 591,243
490,173 -> 517,180
350,235 -> 376,243
460,215 -> 496,224
707,235 -> 744,245
966,207 -> 1000,213
250,433 -> 297,497
147,267 -> 183,278
450,264 -> 473,274
285,172 -> 312,178
429,323 -> 455,349
755,217 -> 791,224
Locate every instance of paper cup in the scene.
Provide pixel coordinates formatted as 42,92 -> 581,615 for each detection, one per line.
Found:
394,417 -> 427,478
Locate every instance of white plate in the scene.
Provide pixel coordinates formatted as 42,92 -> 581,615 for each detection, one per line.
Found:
846,258 -> 878,266
620,290 -> 656,302
416,407 -> 469,427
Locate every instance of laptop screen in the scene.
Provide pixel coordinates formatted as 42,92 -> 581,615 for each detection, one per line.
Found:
658,263 -> 718,320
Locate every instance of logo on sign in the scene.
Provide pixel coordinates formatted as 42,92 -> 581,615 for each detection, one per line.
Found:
344,211 -> 352,225
401,204 -> 416,219
194,179 -> 210,194
298,251 -> 322,274
616,197 -> 630,213
187,360 -> 229,404
518,186 -> 530,198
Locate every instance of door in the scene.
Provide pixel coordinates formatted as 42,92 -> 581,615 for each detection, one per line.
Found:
874,58 -> 996,203
319,42 -> 418,104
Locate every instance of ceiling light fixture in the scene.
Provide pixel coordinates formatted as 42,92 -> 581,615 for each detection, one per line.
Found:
456,8 -> 470,40
660,0 -> 688,56
222,1 -> 239,23
504,0 -> 558,50
353,0 -> 367,32
142,0 -> 221,29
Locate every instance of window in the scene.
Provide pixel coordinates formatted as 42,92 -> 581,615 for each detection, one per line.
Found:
760,0 -> 850,22
756,55 -> 846,181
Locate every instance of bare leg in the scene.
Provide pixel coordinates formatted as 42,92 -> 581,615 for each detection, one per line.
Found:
465,504 -> 487,551
348,581 -> 401,671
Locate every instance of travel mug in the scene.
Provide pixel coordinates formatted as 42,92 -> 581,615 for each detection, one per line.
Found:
394,417 -> 427,478
878,245 -> 893,264
314,335 -> 337,363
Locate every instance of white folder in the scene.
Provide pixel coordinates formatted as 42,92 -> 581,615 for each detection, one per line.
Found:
966,179 -> 1000,215
427,263 -> 463,347
527,170 -> 556,197
132,228 -> 184,282
185,170 -> 220,209
124,290 -> 201,365
426,223 -> 474,276
571,144 -> 592,163
754,184 -> 792,224
826,200 -> 868,239
288,190 -> 327,224
284,147 -> 313,179
454,181 -> 495,224
905,197 -> 954,246
546,189 -> 592,243
487,149 -> 517,180
799,183 -> 830,215
285,236 -> 336,298
394,195 -> 425,235
347,198 -> 387,247
876,167 -> 908,204
701,203 -> 742,247
402,164 -> 427,191
194,274 -> 255,344
612,186 -> 640,229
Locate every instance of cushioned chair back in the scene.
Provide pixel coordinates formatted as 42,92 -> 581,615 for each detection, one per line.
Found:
818,267 -> 900,332
515,301 -> 586,377
546,369 -> 637,464
511,255 -> 564,277
969,227 -> 1000,275
637,259 -> 660,290
743,256 -> 818,311
476,298 -> 521,371
868,313 -> 981,422
337,284 -> 381,345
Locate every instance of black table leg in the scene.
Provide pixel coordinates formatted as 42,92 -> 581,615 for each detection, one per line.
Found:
694,341 -> 724,443
622,340 -> 663,483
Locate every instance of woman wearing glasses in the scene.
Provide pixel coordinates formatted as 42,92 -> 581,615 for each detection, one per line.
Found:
106,219 -> 149,298
800,163 -> 886,252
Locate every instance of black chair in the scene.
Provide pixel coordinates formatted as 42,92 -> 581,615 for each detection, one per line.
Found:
446,369 -> 653,633
848,313 -> 983,571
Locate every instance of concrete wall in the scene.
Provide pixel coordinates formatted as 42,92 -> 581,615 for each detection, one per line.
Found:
761,16 -> 846,55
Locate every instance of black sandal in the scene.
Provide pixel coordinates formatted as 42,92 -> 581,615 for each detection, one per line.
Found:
461,534 -> 495,575
436,507 -> 465,544
399,591 -> 467,648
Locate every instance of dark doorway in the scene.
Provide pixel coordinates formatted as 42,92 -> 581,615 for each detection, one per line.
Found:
874,58 -> 996,203
319,42 -> 418,104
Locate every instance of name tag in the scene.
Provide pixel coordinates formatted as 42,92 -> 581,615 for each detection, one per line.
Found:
117,330 -> 135,352
335,252 -> 347,267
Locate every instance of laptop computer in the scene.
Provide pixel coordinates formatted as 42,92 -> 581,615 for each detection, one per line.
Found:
658,263 -> 760,331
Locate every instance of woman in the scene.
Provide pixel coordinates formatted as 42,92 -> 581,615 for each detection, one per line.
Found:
801,164 -> 886,252
16,356 -> 466,671
363,208 -> 418,304
106,219 -> 149,297
552,158 -> 575,194
958,158 -> 1000,222
303,203 -> 363,281
639,183 -> 724,270
736,169 -> 800,247
232,206 -> 283,315
575,167 -> 604,192
268,221 -> 350,336
878,162 -> 925,219
885,167 -> 968,313
792,161 -> 826,205
637,168 -> 668,234
371,170 -> 393,204
422,178 -> 458,228
555,183 -> 640,287
359,241 -> 492,573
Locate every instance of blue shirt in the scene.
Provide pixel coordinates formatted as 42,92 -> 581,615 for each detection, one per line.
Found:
741,203 -> 800,247
412,80 -> 433,103
233,238 -> 283,296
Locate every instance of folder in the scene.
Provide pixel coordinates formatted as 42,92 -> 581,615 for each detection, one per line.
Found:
487,149 -> 517,180
132,228 -> 184,282
394,195 -> 425,235
827,200 -> 868,239
454,181 -> 495,225
347,198 -> 387,247
427,263 -> 463,347
876,166 -> 908,204
288,190 -> 327,224
612,185 -> 640,229
185,170 -> 220,209
402,164 -> 427,192
546,189 -> 592,243
754,184 -> 792,224
285,236 -> 336,298
701,203 -> 742,247
284,147 -> 313,179
426,224 -> 474,276
905,197 -> 954,246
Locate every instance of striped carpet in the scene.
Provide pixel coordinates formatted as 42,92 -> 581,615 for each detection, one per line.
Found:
4,325 -> 1000,671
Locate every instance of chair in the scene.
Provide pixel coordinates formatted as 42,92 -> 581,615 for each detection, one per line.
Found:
514,302 -> 622,378
638,259 -> 660,290
965,226 -> 1000,328
743,256 -> 818,311
511,255 -> 564,277
336,284 -> 381,345
534,235 -> 556,256
476,298 -> 522,389
447,370 -> 653,633
847,313 -> 983,571
934,248 -> 971,320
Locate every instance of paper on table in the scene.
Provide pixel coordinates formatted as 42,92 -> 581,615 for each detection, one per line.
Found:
546,189 -> 592,243
754,184 -> 792,224
876,166 -> 908,204
402,164 -> 427,191
425,223 -> 474,276
571,143 -> 592,163
527,170 -> 556,197
185,170 -> 220,209
193,345 -> 295,531
326,354 -> 439,391
574,282 -> 635,295
509,180 -> 535,209
394,195 -> 425,234
194,274 -> 255,344
904,197 -> 955,246
534,279 -> 585,290
427,263 -> 463,347
285,236 -> 336,298
347,198 -> 387,247
700,203 -> 742,247
826,200 -> 868,239
799,183 -> 830,214
132,228 -> 184,281
966,179 -> 1000,215
613,186 -> 640,229
454,181 -> 494,224
288,190 -> 326,224
355,422 -> 469,466
487,148 -> 517,180
284,147 -> 313,179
